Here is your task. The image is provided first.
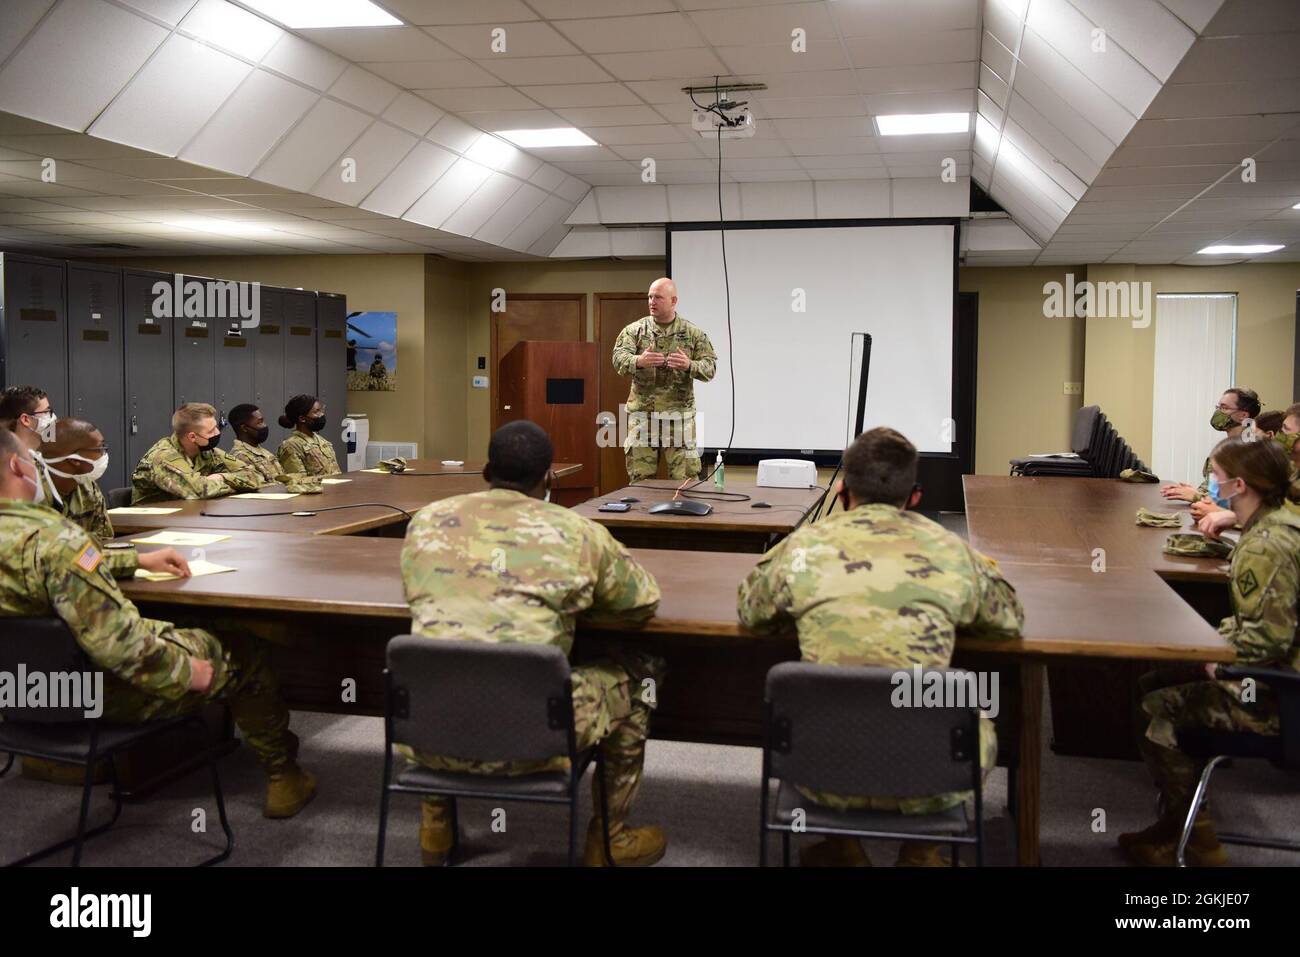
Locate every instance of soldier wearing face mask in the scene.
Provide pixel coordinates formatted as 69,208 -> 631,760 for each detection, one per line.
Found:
0,384 -> 61,508
227,403 -> 283,486
276,393 -> 340,478
130,402 -> 260,505
1162,386 -> 1261,509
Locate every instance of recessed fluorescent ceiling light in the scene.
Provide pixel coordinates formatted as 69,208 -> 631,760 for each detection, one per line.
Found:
1292,201 -> 1300,209
239,0 -> 400,28
497,128 -> 597,148
1197,244 -> 1285,255
876,112 -> 970,136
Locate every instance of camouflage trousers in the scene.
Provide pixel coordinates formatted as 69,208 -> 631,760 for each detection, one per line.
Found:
797,714 -> 997,815
623,409 -> 700,483
100,626 -> 293,772
1137,667 -> 1279,808
405,651 -> 665,833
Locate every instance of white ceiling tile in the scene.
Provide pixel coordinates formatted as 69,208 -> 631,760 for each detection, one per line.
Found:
528,164 -> 567,191
610,226 -> 664,256
369,60 -> 502,89
755,96 -> 867,119
504,193 -> 575,250
329,65 -> 401,113
1160,0 -> 1228,33
460,109 -> 567,131
252,99 -> 372,190
498,149 -> 544,179
475,182 -> 548,243
261,31 -> 348,91
298,25 -> 459,62
554,105 -> 665,127
311,121 -> 418,205
476,55 -> 613,85
525,144 -> 622,162
427,113 -> 485,153
179,0 -> 282,61
0,0 -> 56,65
979,63 -> 1009,108
798,153 -> 886,170
593,126 -> 689,146
594,48 -> 726,81
552,13 -> 704,52
845,30 -> 979,69
717,41 -> 848,75
556,175 -> 590,201
592,184 -> 667,221
112,0 -> 199,25
383,92 -> 444,135
89,34 -> 251,155
181,69 -> 319,175
532,0 -> 674,16
1004,93 -> 1102,184
1016,31 -> 1136,144
832,0 -> 976,35
383,0 -> 540,24
666,183 -> 739,219
1199,0 -> 1292,36
854,60 -> 978,94
739,180 -> 813,218
361,141 -> 459,215
521,83 -> 640,108
813,179 -> 890,215
1147,80 -> 1300,119
775,116 -> 874,139
783,137 -> 881,157
0,0 -> 169,131
1069,0 -> 1197,81
418,87 -> 541,112
406,157 -> 492,228
1009,60 -> 1118,166
428,21 -> 580,58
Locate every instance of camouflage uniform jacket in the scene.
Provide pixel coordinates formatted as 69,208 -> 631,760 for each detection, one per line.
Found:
612,314 -> 717,414
401,488 -> 661,656
230,439 -> 284,485
1219,504 -> 1300,671
0,500 -> 193,698
61,479 -> 138,579
738,503 -> 1025,664
276,431 -> 340,478
131,435 -> 260,504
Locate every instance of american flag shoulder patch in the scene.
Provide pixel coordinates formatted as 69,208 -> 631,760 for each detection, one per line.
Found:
75,542 -> 103,574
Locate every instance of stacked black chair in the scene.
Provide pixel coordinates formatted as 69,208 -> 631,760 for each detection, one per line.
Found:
758,663 -> 985,866
1010,405 -> 1150,479
0,617 -> 234,866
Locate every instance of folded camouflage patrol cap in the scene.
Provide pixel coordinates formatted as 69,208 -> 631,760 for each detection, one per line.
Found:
1136,506 -> 1181,527
1119,468 -> 1160,483
377,456 -> 408,473
1163,533 -> 1233,559
283,480 -> 324,494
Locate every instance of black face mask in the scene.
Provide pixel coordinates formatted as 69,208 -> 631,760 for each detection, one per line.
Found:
248,426 -> 270,445
307,416 -> 327,433
196,430 -> 221,452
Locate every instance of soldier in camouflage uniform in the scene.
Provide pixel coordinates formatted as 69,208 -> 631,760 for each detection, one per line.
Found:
131,403 -> 260,504
400,420 -> 667,867
739,427 -> 1024,867
276,394 -> 340,478
226,404 -> 284,485
1121,436 -> 1300,866
0,385 -> 62,510
0,429 -> 316,817
611,278 -> 716,483
1163,387 -> 1259,510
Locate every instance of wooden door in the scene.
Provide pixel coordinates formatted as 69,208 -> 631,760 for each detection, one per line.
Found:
596,293 -> 651,494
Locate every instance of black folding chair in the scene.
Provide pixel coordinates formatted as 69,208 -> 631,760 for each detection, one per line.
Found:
1175,663 -> 1300,866
0,617 -> 234,866
375,635 -> 613,867
759,662 -> 985,866
106,487 -> 132,509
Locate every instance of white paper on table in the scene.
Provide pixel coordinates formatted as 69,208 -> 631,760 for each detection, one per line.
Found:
233,492 -> 299,500
130,531 -> 231,546
133,560 -> 236,582
107,507 -> 181,515
320,478 -> 351,484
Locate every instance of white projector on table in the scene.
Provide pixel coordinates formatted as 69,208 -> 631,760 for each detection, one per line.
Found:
757,459 -> 818,489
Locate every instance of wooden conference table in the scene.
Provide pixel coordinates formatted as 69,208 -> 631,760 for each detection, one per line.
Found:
108,460 -> 580,537
118,473 -> 1231,866
572,478 -> 824,553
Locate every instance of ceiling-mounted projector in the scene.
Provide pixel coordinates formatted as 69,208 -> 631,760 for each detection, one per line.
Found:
691,106 -> 756,139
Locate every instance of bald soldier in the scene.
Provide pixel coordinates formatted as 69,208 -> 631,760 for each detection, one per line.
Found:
44,417 -> 190,581
739,427 -> 1025,867
400,420 -> 667,867
611,278 -> 717,482
131,402 -> 260,504
0,428 -> 316,817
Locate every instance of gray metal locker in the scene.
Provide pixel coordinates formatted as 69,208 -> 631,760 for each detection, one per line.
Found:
67,262 -> 125,490
123,269 -> 174,471
282,289 -> 317,421
0,252 -> 68,415
173,296 -> 216,414
316,291 -> 348,469
214,317 -> 253,452
254,286 -> 289,448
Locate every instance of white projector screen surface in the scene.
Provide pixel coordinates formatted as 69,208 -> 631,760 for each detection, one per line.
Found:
669,223 -> 954,454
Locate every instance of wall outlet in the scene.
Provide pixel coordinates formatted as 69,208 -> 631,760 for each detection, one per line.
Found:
477,356 -> 486,369
1063,381 -> 1082,395
472,375 -> 489,389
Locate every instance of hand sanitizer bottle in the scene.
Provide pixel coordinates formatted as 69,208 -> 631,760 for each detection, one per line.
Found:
714,449 -> 725,490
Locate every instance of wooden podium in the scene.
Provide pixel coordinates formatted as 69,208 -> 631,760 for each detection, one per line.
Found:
498,340 -> 598,506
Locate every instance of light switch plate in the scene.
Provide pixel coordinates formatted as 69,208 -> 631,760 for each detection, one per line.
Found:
472,375 -> 488,389
1063,381 -> 1082,395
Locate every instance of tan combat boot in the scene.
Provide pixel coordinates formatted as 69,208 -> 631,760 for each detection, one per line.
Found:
895,841 -> 951,867
583,819 -> 667,867
264,764 -> 317,819
799,835 -> 871,867
1120,807 -> 1227,867
420,802 -> 456,866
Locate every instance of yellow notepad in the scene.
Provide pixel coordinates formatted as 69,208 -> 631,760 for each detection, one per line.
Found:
233,492 -> 299,500
321,478 -> 351,484
131,531 -> 232,547
107,507 -> 181,515
134,560 -> 235,582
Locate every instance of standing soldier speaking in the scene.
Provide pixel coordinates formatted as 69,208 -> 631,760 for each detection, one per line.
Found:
612,278 -> 717,483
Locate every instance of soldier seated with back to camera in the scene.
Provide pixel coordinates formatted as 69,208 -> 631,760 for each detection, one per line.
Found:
739,427 -> 1025,867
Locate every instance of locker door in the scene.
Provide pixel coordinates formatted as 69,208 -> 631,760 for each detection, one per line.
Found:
67,263 -> 125,490
282,289 -> 317,408
254,287 -> 289,448
174,307 -> 216,412
316,292 -> 348,469
0,253 -> 68,413
214,316 -> 253,452
123,270 -> 174,469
